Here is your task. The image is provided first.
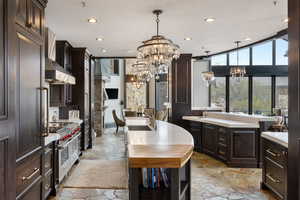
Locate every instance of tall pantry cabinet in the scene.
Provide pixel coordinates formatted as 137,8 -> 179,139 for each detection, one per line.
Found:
71,48 -> 91,150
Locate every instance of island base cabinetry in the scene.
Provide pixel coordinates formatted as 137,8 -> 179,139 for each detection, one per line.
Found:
261,138 -> 287,200
202,124 -> 259,168
129,160 -> 191,200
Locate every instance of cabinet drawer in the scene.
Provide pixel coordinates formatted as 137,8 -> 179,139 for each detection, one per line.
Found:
16,152 -> 42,195
217,144 -> 227,161
44,171 -> 53,198
218,130 -> 227,145
264,157 -> 286,198
18,179 -> 42,200
263,139 -> 287,166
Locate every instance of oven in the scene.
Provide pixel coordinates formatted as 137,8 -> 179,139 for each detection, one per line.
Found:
57,131 -> 81,183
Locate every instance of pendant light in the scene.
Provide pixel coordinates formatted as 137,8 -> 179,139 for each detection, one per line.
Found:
137,10 -> 180,79
230,41 -> 246,80
201,51 -> 215,86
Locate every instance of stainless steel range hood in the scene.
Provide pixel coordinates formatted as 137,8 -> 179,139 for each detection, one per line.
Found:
45,59 -> 76,85
45,28 -> 76,85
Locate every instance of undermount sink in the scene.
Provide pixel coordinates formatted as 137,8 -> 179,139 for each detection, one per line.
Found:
128,126 -> 152,131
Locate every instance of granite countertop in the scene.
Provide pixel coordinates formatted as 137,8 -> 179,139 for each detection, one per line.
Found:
261,132 -> 288,148
182,116 -> 259,128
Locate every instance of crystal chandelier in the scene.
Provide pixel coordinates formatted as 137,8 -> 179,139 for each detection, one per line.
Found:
132,61 -> 154,82
201,51 -> 215,86
230,41 -> 246,79
137,10 -> 180,76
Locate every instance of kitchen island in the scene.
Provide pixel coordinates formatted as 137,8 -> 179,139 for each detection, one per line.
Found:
126,119 -> 194,200
183,112 -> 276,168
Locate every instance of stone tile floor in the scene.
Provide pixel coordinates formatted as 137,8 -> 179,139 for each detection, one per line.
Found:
49,128 -> 276,200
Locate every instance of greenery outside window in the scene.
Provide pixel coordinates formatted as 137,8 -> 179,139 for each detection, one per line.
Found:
253,77 -> 272,115
210,77 -> 226,109
276,77 -> 288,111
229,78 -> 248,113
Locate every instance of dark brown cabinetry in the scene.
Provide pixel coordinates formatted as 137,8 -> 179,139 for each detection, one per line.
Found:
201,123 -> 259,167
15,0 -> 47,199
50,41 -> 74,106
261,138 -> 287,200
72,48 -> 91,150
188,122 -> 202,152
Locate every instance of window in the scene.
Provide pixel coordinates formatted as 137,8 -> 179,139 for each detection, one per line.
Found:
276,39 -> 288,65
229,78 -> 248,113
252,41 -> 273,65
210,77 -> 226,109
229,48 -> 250,66
211,54 -> 227,66
253,77 -> 272,115
276,77 -> 288,111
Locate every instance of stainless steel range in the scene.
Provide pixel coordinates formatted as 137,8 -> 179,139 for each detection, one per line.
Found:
50,122 -> 81,183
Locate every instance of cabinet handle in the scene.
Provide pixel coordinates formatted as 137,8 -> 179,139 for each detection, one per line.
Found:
39,87 -> 49,137
266,149 -> 280,157
219,137 -> 225,142
266,173 -> 280,183
22,168 -> 40,182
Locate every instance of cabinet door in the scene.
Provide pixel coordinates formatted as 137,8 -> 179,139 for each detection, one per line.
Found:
16,32 -> 42,158
202,124 -> 217,156
29,0 -> 44,37
16,0 -> 27,28
231,130 -> 256,159
189,122 -> 202,152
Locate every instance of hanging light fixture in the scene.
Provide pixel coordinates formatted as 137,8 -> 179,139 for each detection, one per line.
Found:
137,10 -> 180,77
230,41 -> 246,79
132,60 -> 154,82
201,51 -> 215,86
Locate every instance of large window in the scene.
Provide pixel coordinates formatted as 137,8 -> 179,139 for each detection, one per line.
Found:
229,48 -> 250,66
210,77 -> 226,109
211,54 -> 227,66
276,77 -> 288,111
229,78 -> 248,113
252,41 -> 273,65
253,77 -> 272,115
276,39 -> 288,65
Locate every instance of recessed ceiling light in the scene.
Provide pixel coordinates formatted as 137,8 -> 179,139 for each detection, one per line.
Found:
245,38 -> 252,42
204,18 -> 215,23
102,49 -> 107,53
184,37 -> 192,41
88,17 -> 98,24
284,18 -> 289,23
96,37 -> 103,42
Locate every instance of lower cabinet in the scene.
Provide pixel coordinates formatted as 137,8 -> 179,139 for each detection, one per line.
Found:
201,123 -> 259,168
188,122 -> 202,152
261,138 -> 287,200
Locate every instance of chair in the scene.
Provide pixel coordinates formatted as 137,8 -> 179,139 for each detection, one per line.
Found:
144,108 -> 155,118
112,110 -> 126,134
156,109 -> 168,121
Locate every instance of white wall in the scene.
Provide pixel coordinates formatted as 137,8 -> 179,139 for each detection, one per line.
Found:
191,60 -> 209,110
103,60 -> 125,127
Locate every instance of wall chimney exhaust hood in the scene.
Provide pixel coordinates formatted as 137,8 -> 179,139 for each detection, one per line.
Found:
45,27 -> 76,85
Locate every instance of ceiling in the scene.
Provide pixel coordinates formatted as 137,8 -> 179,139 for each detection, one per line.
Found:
45,0 -> 287,57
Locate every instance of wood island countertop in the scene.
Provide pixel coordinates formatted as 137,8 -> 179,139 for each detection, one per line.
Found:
126,120 -> 194,168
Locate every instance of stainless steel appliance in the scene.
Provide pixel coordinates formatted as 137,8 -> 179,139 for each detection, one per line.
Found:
50,122 -> 81,183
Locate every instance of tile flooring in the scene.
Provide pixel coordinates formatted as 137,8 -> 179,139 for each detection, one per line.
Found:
49,128 -> 275,200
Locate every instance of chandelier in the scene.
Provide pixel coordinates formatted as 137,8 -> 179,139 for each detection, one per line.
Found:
201,51 -> 215,86
132,61 -> 154,82
137,10 -> 180,75
230,41 -> 246,79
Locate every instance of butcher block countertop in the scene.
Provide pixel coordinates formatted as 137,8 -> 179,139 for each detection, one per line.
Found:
126,119 -> 194,168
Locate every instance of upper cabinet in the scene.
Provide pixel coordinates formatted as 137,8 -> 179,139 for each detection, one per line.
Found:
16,0 -> 45,38
56,40 -> 73,72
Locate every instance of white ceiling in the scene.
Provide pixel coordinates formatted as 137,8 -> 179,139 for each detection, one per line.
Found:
45,0 -> 287,57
